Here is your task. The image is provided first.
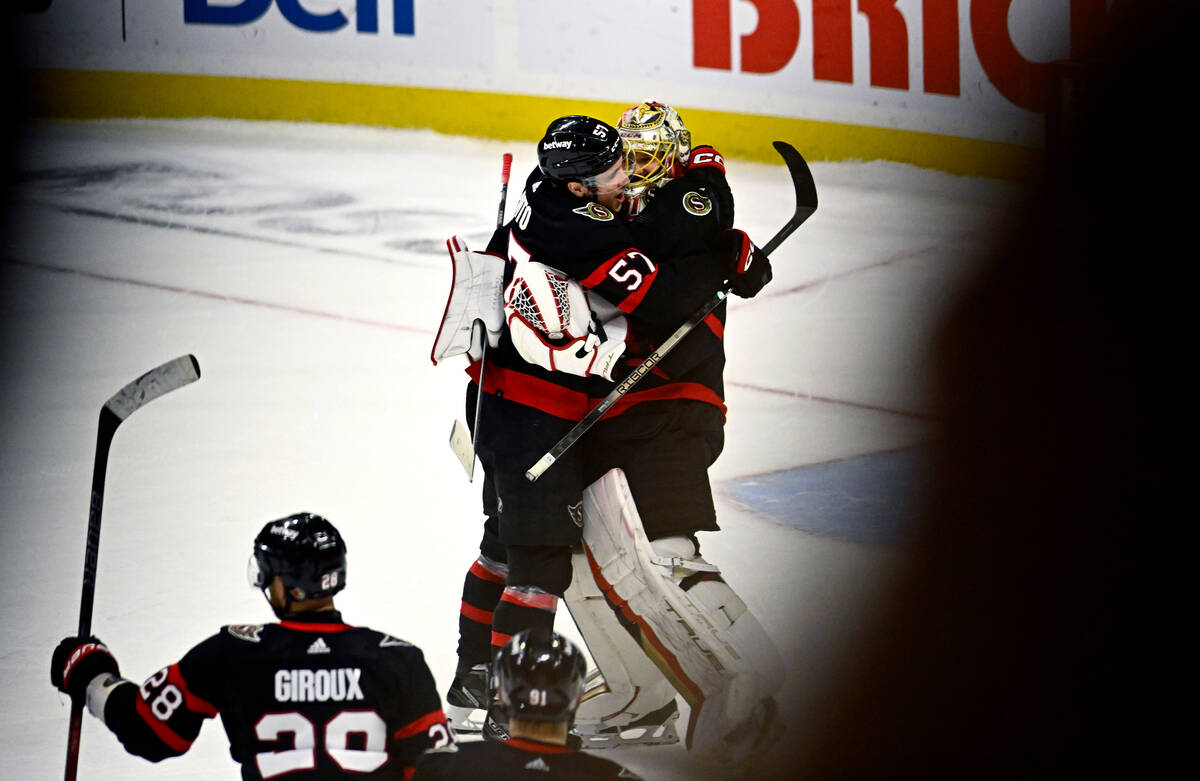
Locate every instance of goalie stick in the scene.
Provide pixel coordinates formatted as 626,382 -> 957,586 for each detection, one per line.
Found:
526,141 -> 818,482
64,354 -> 201,781
448,152 -> 513,480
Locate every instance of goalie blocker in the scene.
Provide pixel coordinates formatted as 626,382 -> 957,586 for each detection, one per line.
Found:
571,468 -> 784,764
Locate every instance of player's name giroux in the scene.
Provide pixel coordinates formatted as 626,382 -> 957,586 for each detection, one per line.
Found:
274,667 -> 365,703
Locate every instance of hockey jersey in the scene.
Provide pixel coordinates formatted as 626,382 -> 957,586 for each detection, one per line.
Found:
479,166 -> 733,422
411,736 -> 643,780
98,611 -> 450,780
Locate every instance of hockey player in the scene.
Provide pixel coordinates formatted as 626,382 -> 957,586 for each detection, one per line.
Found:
412,628 -> 643,780
439,111 -> 780,763
51,513 -> 451,779
560,102 -> 785,762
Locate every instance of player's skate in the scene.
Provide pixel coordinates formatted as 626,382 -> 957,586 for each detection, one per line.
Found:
481,707 -> 511,743
444,663 -> 490,733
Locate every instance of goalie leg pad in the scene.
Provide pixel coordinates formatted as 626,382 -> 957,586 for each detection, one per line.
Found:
580,468 -> 784,757
564,550 -> 679,741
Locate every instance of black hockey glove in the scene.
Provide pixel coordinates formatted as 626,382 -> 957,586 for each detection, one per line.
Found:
52,635 -> 119,702
684,146 -> 735,230
723,229 -> 772,298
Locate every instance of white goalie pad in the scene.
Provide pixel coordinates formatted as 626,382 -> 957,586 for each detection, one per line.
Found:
579,468 -> 785,760
504,261 -> 628,380
564,550 -> 680,747
430,236 -> 507,365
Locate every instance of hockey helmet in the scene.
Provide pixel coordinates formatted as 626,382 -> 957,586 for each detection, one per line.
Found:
493,628 -> 587,723
248,512 -> 347,601
537,115 -> 624,185
617,101 -> 692,197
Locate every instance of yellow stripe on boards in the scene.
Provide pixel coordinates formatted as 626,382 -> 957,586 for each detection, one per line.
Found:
23,69 -> 1040,180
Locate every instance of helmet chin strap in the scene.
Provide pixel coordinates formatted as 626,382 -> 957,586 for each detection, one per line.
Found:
263,587 -> 292,620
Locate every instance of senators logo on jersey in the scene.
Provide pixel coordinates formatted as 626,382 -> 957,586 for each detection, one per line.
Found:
682,191 -> 713,216
572,202 -> 615,222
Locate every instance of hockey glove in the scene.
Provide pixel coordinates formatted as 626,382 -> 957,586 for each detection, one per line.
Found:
724,229 -> 772,298
684,146 -> 734,229
52,635 -> 120,702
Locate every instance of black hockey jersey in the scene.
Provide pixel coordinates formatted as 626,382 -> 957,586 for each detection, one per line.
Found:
99,611 -> 450,779
479,167 -> 733,422
411,736 -> 643,780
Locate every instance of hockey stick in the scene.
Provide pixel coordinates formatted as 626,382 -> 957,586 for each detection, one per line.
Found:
448,152 -> 513,480
64,354 -> 201,781
525,141 -> 817,482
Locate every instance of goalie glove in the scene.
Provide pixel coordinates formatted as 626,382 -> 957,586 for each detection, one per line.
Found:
505,261 -> 628,380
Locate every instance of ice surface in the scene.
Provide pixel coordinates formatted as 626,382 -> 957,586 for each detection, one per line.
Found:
0,119 -> 1024,779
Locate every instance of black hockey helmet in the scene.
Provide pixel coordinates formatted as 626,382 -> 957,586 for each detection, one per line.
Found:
493,627 -> 587,723
537,115 -> 624,184
248,512 -> 347,601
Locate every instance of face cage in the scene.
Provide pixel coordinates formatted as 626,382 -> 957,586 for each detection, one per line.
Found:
622,137 -> 676,197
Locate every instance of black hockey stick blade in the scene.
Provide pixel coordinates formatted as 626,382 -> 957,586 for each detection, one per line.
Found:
762,140 -> 818,255
525,143 -> 818,483
65,353 -> 200,781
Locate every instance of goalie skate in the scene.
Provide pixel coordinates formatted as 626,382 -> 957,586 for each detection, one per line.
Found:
572,668 -> 681,748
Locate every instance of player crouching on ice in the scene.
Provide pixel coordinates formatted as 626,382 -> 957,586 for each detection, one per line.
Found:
412,629 -> 642,780
52,513 -> 451,779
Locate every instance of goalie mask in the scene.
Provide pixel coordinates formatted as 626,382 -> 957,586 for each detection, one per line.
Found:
617,101 -> 692,209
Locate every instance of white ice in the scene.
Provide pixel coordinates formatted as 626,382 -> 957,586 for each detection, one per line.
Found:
0,119 -> 1024,779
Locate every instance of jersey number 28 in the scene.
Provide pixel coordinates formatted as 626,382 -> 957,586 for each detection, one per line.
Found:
256,710 -> 389,778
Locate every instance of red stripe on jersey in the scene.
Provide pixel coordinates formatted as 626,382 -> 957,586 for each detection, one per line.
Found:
579,249 -> 631,288
704,313 -> 724,339
404,768 -> 415,781
602,382 -> 727,421
500,588 -> 558,612
491,630 -> 513,648
459,601 -> 493,625
468,364 -> 726,422
506,737 -> 575,754
168,664 -> 218,717
469,558 -> 507,584
616,266 -> 657,313
582,542 -> 706,748
392,708 -> 448,740
278,620 -> 353,633
579,249 -> 658,314
469,362 -> 590,420
135,694 -> 194,753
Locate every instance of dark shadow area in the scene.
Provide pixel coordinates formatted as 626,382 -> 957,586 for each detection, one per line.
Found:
763,2 -> 1188,777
